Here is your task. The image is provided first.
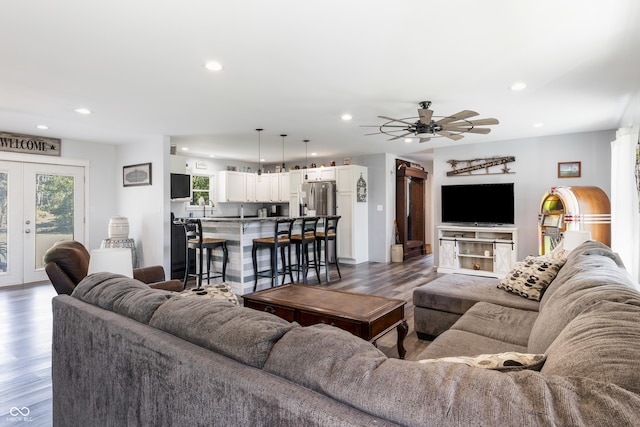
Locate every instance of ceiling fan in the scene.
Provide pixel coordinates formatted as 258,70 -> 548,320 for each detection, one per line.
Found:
364,101 -> 499,143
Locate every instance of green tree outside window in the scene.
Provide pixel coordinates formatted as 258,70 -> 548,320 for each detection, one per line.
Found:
191,175 -> 212,206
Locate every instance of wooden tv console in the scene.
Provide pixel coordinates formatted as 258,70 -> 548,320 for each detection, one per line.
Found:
437,225 -> 518,278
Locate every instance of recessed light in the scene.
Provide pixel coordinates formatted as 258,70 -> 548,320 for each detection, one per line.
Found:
260,158 -> 265,162
509,82 -> 527,91
181,147 -> 189,151
36,125 -> 49,130
74,108 -> 91,115
404,138 -> 412,143
311,152 -> 317,156
209,154 -> 216,158
533,123 -> 544,128
205,61 -> 223,71
341,114 -> 352,121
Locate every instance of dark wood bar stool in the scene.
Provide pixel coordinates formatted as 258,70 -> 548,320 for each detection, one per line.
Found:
316,215 -> 341,282
252,217 -> 295,291
180,218 -> 228,290
289,216 -> 321,285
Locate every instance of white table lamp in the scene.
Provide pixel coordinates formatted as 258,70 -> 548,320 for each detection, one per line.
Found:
88,248 -> 134,278
563,230 -> 592,251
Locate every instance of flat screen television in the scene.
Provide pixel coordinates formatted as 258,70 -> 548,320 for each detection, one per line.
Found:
170,173 -> 191,200
441,183 -> 515,225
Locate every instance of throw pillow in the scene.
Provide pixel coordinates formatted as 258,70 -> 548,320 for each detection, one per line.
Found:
497,256 -> 566,301
179,284 -> 239,305
546,240 -> 569,261
419,352 -> 546,372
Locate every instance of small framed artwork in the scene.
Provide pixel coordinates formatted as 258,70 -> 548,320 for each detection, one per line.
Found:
558,161 -> 581,178
123,162 -> 152,187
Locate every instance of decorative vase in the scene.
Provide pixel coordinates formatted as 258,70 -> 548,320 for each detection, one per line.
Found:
108,217 -> 130,239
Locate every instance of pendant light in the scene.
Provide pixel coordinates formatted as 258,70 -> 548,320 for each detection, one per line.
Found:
256,128 -> 263,176
303,139 -> 309,180
280,134 -> 287,171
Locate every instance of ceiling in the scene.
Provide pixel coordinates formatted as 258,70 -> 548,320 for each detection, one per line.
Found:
1,1 -> 639,165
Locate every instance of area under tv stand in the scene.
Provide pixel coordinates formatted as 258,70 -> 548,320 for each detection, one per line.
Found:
437,225 -> 518,278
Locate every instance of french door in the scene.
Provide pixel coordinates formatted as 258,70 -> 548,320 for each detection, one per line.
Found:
0,161 -> 85,286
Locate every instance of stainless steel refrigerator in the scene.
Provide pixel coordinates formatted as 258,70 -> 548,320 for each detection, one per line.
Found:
300,181 -> 336,216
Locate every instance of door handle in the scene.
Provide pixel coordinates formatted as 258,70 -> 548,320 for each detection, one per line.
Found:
25,229 -> 31,233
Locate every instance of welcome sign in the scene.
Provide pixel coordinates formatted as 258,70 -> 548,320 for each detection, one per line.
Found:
0,131 -> 61,156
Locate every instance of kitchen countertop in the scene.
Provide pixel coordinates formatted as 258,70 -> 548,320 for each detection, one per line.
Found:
197,216 -> 287,222
194,215 -> 328,223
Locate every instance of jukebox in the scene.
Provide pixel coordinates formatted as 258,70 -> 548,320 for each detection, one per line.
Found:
538,186 -> 611,255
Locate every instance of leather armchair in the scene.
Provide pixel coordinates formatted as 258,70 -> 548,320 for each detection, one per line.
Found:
43,240 -> 183,295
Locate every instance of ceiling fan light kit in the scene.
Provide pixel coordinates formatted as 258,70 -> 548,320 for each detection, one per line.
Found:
365,101 -> 499,143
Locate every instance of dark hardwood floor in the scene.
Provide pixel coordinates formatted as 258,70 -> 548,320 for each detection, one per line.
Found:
1,280 -> 57,426
0,254 -> 439,426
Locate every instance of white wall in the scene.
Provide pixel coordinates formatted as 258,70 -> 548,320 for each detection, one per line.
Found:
61,139 -> 117,250
347,153 -> 392,262
115,136 -> 171,270
432,129 -> 615,260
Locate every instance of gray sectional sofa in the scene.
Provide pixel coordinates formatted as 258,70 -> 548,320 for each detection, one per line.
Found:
52,241 -> 640,426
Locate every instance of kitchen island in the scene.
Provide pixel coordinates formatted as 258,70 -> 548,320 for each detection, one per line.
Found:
191,217 -> 327,295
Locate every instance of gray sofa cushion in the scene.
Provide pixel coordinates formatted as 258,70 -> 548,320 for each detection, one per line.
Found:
265,323 -> 640,426
72,272 -> 174,324
528,254 -> 639,354
449,302 -> 538,347
539,240 -> 629,311
417,329 -> 529,359
413,274 -> 539,315
542,300 -> 640,394
149,297 -> 297,368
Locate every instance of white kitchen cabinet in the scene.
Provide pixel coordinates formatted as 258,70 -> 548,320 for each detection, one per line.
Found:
246,173 -> 256,201
279,172 -> 289,200
217,171 -> 247,202
305,166 -> 335,181
268,174 -> 280,201
254,175 -> 269,201
289,170 -> 303,193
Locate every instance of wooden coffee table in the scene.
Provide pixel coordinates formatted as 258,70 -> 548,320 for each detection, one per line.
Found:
242,284 -> 409,359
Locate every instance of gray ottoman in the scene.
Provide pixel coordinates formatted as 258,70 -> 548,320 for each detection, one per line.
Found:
413,274 -> 539,339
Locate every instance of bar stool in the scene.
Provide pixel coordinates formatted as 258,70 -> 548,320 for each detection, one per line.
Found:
252,217 -> 295,291
290,216 -> 321,285
181,218 -> 228,290
316,215 -> 342,282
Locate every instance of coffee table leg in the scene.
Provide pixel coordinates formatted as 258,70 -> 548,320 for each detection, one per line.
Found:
396,320 -> 408,359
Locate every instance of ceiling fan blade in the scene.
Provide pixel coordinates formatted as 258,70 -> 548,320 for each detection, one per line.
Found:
419,137 -> 431,143
463,118 -> 499,126
434,110 -> 479,125
418,109 -> 433,124
388,132 -> 413,141
383,128 -> 414,134
436,131 -> 465,141
378,116 -> 415,126
445,127 -> 492,134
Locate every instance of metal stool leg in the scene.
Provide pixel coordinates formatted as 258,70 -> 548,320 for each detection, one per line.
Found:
222,242 -> 228,282
252,244 -> 259,291
333,238 -> 341,278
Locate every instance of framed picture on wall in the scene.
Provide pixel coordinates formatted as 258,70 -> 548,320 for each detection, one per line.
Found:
558,161 -> 581,178
123,162 -> 152,187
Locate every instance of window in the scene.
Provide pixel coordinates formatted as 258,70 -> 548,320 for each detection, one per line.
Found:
190,175 -> 214,206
